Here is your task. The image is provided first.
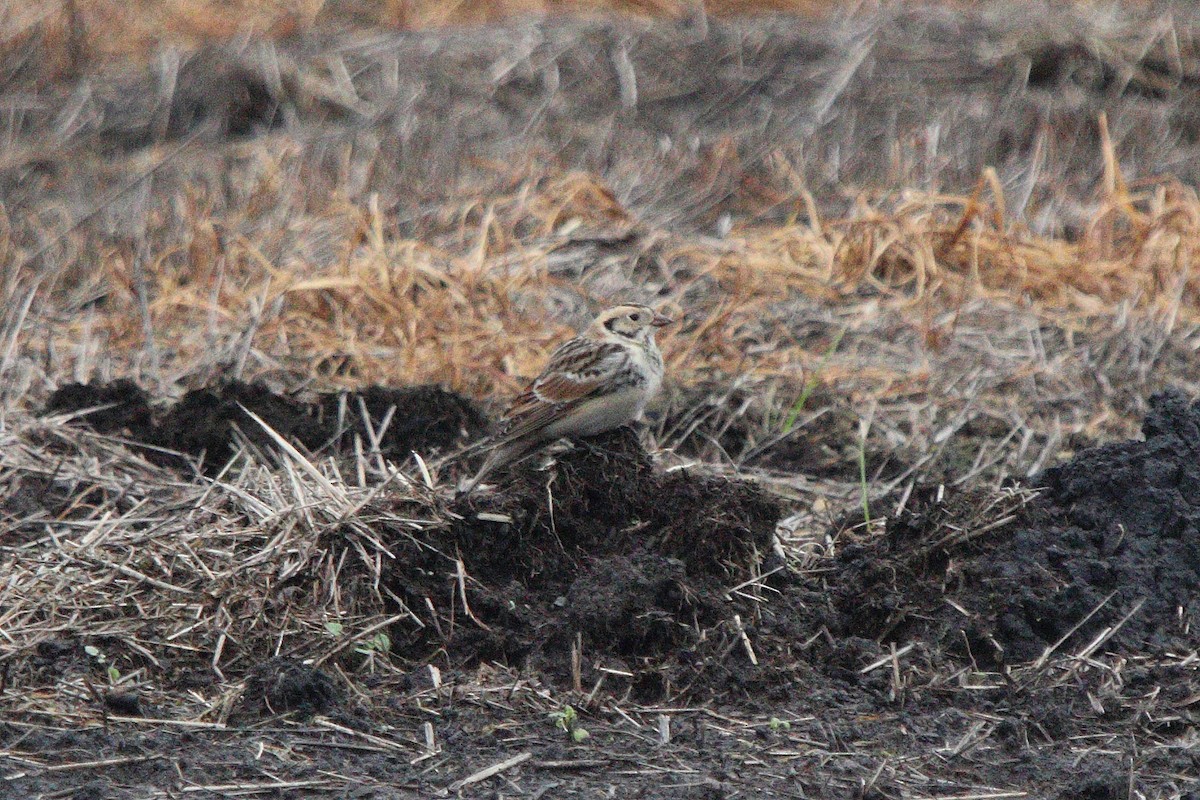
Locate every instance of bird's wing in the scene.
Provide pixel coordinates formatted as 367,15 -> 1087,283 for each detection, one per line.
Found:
497,338 -> 627,443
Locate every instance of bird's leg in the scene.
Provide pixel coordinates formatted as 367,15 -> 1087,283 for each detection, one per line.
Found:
566,435 -> 603,459
630,418 -> 658,451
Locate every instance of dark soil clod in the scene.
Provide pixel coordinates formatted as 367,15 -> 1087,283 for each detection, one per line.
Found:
318,385 -> 489,459
237,657 -> 342,720
103,692 -> 142,716
159,382 -> 327,470
45,379 -> 154,439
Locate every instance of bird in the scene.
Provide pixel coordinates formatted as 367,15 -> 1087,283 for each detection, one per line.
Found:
460,303 -> 672,493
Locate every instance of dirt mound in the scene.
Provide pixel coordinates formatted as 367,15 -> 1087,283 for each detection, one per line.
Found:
831,389 -> 1200,666
44,380 -> 486,473
37,382 -> 822,701
370,427 -> 790,700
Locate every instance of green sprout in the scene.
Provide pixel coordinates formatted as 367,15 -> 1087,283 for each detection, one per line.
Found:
550,705 -> 589,743
782,327 -> 847,434
858,421 -> 871,528
355,632 -> 392,656
326,621 -> 391,667
85,644 -> 121,684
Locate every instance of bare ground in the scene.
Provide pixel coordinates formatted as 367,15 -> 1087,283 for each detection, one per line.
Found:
4,3 -> 1200,799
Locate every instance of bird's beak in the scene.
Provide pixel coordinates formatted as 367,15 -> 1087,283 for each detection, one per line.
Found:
651,312 -> 673,327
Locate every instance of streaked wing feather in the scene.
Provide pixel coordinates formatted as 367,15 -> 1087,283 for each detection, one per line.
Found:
498,339 -> 626,442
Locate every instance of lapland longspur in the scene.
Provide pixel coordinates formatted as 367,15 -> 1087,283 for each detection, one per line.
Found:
461,303 -> 672,493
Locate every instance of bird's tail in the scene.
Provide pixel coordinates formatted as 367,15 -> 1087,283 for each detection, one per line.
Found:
458,438 -> 532,495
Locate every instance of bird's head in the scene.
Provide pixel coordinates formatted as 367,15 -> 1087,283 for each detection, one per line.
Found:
590,304 -> 673,345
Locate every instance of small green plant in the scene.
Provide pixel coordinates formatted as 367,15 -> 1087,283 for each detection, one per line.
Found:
857,418 -> 871,528
84,644 -> 121,684
326,621 -> 392,665
550,705 -> 589,743
768,716 -> 791,732
355,632 -> 392,656
782,327 -> 847,434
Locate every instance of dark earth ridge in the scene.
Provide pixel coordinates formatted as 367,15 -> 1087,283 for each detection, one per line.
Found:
11,381 -> 1200,797
43,379 -> 487,473
832,388 -> 1200,667
37,380 -> 1200,675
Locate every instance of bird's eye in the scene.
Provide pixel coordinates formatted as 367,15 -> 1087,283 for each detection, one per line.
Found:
630,313 -> 642,322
